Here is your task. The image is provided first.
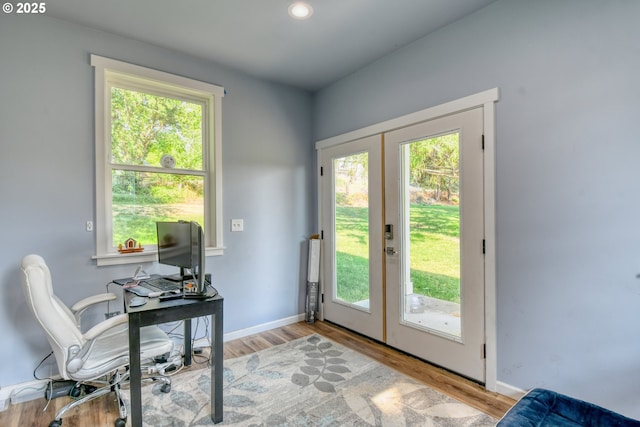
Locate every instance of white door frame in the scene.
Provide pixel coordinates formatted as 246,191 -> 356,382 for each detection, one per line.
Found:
316,88 -> 499,391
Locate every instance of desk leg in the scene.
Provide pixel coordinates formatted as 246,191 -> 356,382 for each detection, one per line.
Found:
211,302 -> 223,423
184,318 -> 192,366
128,314 -> 142,427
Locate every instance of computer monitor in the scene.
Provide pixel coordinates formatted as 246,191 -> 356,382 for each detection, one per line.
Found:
157,221 -> 191,274
156,221 -> 206,294
190,221 -> 206,294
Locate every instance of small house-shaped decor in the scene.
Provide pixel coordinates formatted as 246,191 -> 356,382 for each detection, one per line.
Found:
118,238 -> 144,253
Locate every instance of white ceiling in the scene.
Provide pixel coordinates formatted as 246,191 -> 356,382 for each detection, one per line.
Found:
46,0 -> 497,91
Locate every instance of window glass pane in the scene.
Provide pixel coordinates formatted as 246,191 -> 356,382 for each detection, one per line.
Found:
334,152 -> 370,308
403,133 -> 461,337
112,170 -> 204,247
110,86 -> 203,170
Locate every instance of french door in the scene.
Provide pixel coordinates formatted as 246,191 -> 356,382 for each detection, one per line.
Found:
384,108 -> 485,382
320,134 -> 384,341
320,108 -> 486,382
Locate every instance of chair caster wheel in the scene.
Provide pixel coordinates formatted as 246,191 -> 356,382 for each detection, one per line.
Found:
49,420 -> 62,427
115,418 -> 126,427
161,383 -> 171,393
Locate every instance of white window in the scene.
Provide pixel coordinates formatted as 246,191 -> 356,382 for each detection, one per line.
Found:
91,55 -> 224,266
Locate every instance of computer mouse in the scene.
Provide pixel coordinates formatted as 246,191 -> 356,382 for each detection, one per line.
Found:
129,296 -> 147,307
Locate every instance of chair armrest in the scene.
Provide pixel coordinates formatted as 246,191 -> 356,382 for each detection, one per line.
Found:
71,293 -> 119,328
83,313 -> 128,341
71,293 -> 118,314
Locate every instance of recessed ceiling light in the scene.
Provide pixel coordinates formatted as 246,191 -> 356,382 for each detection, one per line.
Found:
288,2 -> 313,20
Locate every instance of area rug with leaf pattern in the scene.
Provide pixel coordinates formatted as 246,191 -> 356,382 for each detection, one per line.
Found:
127,334 -> 497,426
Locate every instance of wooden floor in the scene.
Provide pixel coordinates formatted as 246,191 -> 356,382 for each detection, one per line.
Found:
0,321 -> 515,426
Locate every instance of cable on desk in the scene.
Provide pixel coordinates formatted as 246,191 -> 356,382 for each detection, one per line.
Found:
33,350 -> 54,381
29,350 -> 56,412
192,315 -> 211,344
166,320 -> 185,336
191,316 -> 212,365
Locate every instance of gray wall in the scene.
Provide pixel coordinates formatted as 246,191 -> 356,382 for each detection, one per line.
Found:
314,0 -> 640,419
0,15 -> 313,387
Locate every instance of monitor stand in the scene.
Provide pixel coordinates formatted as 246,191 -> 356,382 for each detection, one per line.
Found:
164,267 -> 188,282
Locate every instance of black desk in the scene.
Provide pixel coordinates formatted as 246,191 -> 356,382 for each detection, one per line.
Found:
124,291 -> 223,426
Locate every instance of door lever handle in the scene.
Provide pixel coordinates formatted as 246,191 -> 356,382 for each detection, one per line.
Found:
385,247 -> 398,255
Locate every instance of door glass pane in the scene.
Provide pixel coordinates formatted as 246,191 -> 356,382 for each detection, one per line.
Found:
334,152 -> 370,310
402,133 -> 461,337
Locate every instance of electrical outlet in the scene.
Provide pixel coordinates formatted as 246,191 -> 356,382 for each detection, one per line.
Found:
85,221 -> 94,232
231,219 -> 244,232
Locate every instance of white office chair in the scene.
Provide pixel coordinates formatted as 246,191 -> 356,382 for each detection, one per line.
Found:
20,254 -> 174,427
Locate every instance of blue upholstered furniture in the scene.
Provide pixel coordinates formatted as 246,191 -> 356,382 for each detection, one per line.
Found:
497,388 -> 640,427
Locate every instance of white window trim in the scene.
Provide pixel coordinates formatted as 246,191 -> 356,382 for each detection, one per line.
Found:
91,54 -> 224,266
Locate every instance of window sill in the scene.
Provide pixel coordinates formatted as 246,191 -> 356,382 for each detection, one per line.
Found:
93,247 -> 224,267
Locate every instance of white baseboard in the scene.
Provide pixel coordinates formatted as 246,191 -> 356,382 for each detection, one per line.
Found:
223,313 -> 306,342
0,378 -> 53,411
190,313 -> 306,349
496,381 -> 527,400
0,393 -> 8,412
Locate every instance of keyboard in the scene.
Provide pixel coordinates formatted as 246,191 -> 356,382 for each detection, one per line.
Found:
144,277 -> 182,291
